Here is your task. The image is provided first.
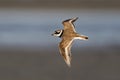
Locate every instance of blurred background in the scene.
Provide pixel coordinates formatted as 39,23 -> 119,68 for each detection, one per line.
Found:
0,0 -> 120,80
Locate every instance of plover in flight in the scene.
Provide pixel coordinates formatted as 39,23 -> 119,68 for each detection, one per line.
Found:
52,17 -> 88,67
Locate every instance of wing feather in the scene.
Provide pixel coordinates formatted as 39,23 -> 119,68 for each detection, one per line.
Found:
62,17 -> 78,32
59,39 -> 73,67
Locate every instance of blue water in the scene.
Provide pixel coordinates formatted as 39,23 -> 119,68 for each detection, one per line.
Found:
0,8 -> 120,47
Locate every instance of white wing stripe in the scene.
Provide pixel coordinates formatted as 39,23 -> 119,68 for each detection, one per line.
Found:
64,39 -> 73,67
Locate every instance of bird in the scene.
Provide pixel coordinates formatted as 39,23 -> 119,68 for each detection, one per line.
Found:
52,17 -> 88,67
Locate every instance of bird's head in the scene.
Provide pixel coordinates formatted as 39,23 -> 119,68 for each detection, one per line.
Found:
52,29 -> 63,38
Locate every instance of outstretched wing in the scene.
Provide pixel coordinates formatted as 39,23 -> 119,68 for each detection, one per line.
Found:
59,39 -> 73,67
62,17 -> 78,32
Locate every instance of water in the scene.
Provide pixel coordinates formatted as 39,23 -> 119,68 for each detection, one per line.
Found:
0,8 -> 120,47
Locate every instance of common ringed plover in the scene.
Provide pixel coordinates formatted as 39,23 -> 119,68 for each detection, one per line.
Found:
52,17 -> 88,67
